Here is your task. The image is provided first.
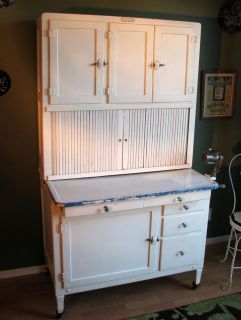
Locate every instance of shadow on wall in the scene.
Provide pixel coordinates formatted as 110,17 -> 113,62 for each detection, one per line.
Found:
207,142 -> 241,238
0,21 -> 43,270
232,142 -> 241,155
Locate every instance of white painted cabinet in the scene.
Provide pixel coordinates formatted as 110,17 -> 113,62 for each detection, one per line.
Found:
108,23 -> 154,103
42,15 -> 200,106
41,170 -> 217,315
62,209 -> 157,288
48,20 -> 105,104
153,26 -> 196,102
38,13 -> 201,180
50,108 -> 190,179
37,13 -> 207,318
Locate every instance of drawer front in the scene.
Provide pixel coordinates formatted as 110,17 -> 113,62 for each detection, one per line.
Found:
160,233 -> 201,270
162,211 -> 203,236
163,199 -> 209,216
65,198 -> 145,217
65,193 -> 210,218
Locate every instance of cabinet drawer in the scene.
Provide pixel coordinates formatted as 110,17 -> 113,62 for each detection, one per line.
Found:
162,211 -> 203,236
65,199 -> 145,217
160,233 -> 201,270
163,199 -> 208,216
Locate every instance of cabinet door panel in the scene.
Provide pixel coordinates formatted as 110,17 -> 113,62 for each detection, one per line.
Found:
108,23 -> 154,103
122,108 -> 189,171
144,108 -> 189,167
153,26 -> 196,102
123,109 -> 146,169
49,20 -> 105,104
160,233 -> 201,270
62,210 -> 155,288
51,110 -> 123,176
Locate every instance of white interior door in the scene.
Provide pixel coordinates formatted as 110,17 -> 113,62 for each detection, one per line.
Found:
49,20 -> 105,104
153,26 -> 196,102
108,23 -> 154,103
62,210 -> 156,288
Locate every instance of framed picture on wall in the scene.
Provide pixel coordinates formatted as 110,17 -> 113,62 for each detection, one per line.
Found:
200,71 -> 237,119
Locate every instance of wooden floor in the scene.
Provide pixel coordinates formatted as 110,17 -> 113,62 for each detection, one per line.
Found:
1,243 -> 241,320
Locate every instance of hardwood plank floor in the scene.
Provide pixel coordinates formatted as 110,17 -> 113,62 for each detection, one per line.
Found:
1,243 -> 241,320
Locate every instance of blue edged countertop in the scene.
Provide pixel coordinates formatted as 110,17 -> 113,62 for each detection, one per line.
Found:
46,169 -> 218,207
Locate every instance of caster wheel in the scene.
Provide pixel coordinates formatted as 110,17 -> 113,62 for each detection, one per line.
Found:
55,311 -> 64,319
192,281 -> 200,290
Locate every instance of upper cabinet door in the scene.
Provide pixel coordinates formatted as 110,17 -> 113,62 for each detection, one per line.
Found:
108,23 -> 154,103
48,20 -> 105,104
153,26 -> 196,102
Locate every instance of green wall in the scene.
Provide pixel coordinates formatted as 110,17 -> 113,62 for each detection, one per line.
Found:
1,0 -> 239,270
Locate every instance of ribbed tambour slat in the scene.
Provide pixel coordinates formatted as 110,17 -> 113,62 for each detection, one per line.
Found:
51,108 -> 189,176
143,108 -> 189,168
51,110 -> 122,175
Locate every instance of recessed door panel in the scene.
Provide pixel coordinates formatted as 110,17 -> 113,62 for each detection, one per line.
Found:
153,26 -> 196,102
49,20 -> 105,104
62,210 -> 156,288
108,23 -> 154,103
160,233 -> 201,270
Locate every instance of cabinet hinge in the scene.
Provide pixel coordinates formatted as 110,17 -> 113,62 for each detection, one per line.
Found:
104,87 -> 113,96
188,86 -> 195,94
57,224 -> 64,234
191,36 -> 198,43
48,87 -> 56,96
44,29 -> 56,38
105,31 -> 113,39
58,272 -> 65,282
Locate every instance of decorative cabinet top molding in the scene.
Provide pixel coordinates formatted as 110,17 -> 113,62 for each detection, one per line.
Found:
39,13 -> 201,108
40,12 -> 201,29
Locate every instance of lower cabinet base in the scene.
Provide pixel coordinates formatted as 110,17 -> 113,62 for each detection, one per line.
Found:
54,267 -> 204,315
41,182 -> 212,316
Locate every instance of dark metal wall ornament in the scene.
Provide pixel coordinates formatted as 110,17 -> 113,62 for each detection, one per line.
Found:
218,0 -> 241,33
0,69 -> 11,96
0,0 -> 15,8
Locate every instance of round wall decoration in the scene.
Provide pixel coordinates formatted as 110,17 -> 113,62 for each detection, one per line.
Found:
0,0 -> 15,8
0,69 -> 11,96
218,0 -> 241,33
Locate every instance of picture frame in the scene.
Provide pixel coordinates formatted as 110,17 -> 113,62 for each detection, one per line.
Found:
200,71 -> 237,119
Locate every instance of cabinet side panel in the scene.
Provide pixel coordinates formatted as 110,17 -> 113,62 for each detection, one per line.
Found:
41,184 -> 55,274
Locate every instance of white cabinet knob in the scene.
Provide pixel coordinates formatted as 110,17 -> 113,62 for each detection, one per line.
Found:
103,205 -> 110,212
177,250 -> 185,256
179,222 -> 187,228
175,196 -> 183,203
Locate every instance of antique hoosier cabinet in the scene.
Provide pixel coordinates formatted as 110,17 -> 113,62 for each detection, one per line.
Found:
37,13 -> 218,317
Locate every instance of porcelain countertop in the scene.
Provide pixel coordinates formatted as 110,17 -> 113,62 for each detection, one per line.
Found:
46,169 -> 218,207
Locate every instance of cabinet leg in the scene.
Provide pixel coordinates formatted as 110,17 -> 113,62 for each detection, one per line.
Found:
192,268 -> 202,289
56,295 -> 65,317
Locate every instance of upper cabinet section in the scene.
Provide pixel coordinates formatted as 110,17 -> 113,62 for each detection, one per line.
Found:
40,14 -> 201,107
153,26 -> 196,102
108,23 -> 154,103
48,20 -> 105,104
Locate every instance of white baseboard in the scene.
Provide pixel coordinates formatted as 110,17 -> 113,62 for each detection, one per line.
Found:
206,235 -> 230,245
0,265 -> 46,279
